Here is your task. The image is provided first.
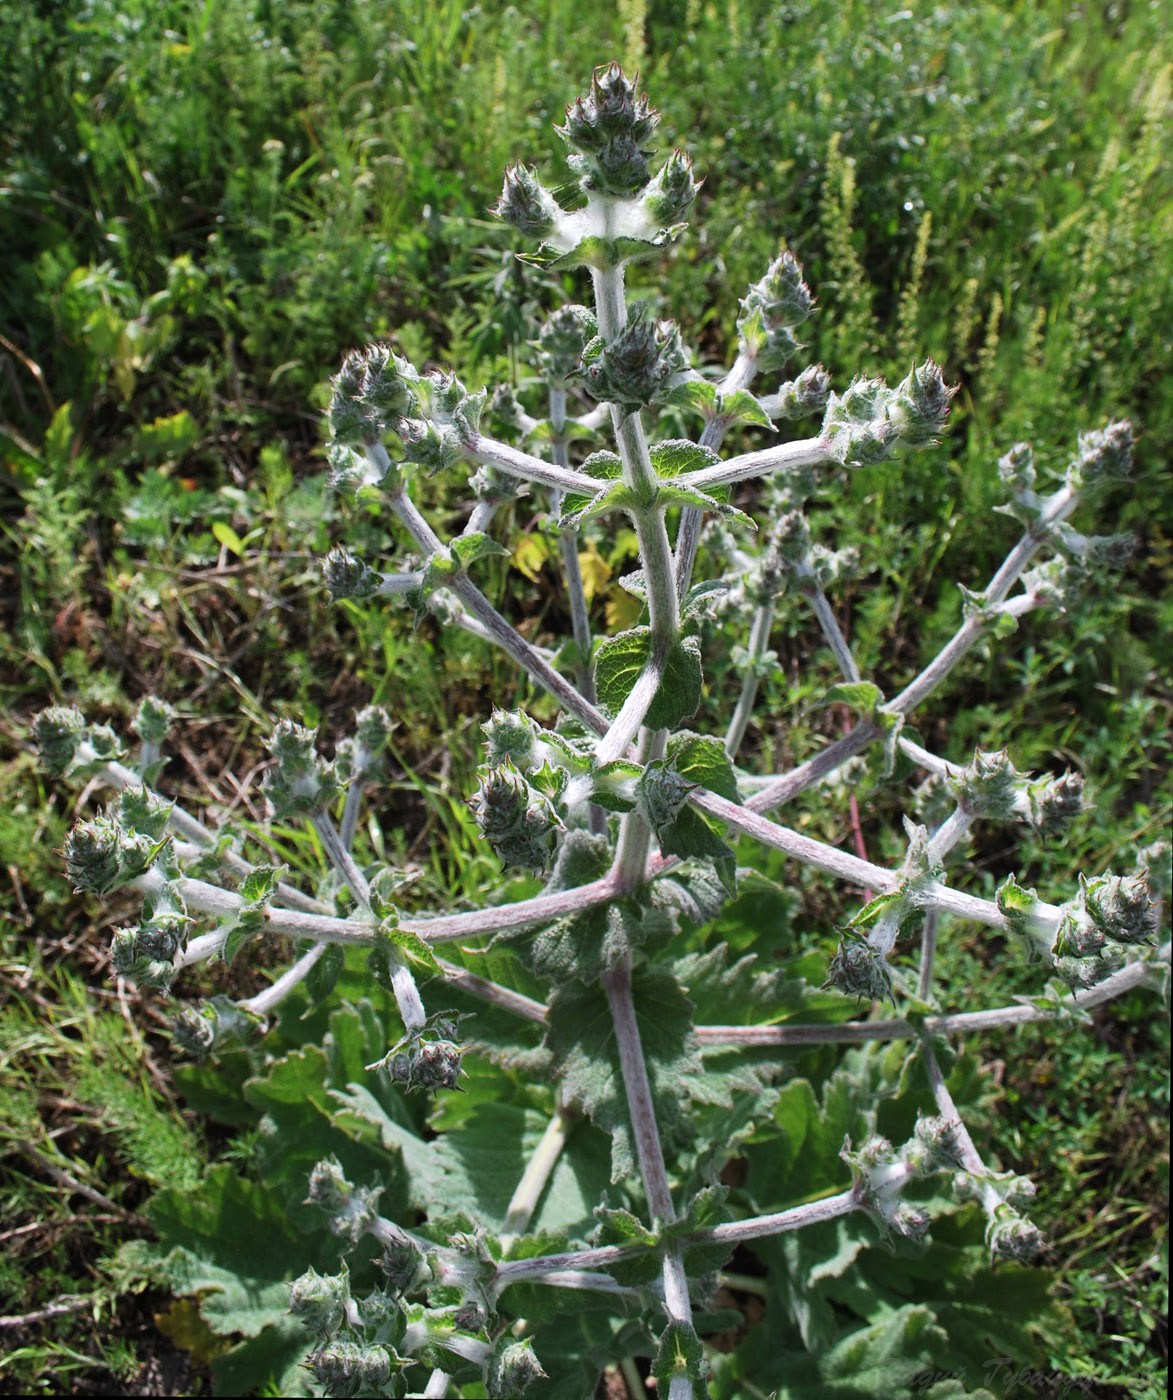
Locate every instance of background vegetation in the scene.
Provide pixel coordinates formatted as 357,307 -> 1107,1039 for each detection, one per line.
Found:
0,0 -> 1168,1394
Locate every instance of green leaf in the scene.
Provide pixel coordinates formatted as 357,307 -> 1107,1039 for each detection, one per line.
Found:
653,481 -> 757,529
652,1320 -> 709,1399
239,864 -> 286,908
303,942 -> 344,1007
451,530 -> 511,568
594,628 -> 703,729
383,922 -> 443,976
649,439 -> 719,478
718,387 -> 775,428
825,681 -> 884,716
543,968 -> 701,1183
558,480 -> 634,529
589,758 -> 642,813
220,909 -> 263,966
662,376 -> 720,417
667,732 -> 741,803
211,520 -> 246,556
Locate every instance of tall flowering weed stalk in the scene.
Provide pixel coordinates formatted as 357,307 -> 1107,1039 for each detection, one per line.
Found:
39,66 -> 1168,1398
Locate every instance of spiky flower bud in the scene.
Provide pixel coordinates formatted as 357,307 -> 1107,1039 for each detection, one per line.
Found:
470,760 -> 563,871
827,937 -> 894,1003
482,708 -> 542,768
304,1340 -> 395,1398
1072,419 -> 1132,485
289,1265 -> 351,1338
951,749 -> 1021,820
336,706 -> 396,785
64,814 -> 129,894
1082,869 -> 1158,945
397,416 -> 462,475
905,1115 -> 967,1175
534,304 -> 597,386
821,378 -> 900,468
322,546 -> 381,600
773,364 -> 832,419
115,784 -> 173,839
558,63 -> 659,196
986,1208 -> 1044,1263
579,305 -> 688,411
890,360 -> 956,446
488,1337 -> 547,1397
306,1158 -> 384,1243
130,696 -> 176,746
495,164 -> 563,238
640,149 -> 700,227
33,706 -> 88,776
380,1237 -> 432,1296
171,996 -> 263,1058
111,924 -> 179,990
738,252 -> 815,372
328,345 -> 419,446
263,720 -> 342,818
1025,769 -> 1084,834
998,441 -> 1036,495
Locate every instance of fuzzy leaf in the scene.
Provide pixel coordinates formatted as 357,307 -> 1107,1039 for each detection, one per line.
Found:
451,530 -> 511,568
594,627 -> 703,729
649,439 -> 720,478
544,968 -> 701,1182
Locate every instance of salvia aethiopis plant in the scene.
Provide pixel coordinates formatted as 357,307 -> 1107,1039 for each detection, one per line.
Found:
39,64 -> 1168,1399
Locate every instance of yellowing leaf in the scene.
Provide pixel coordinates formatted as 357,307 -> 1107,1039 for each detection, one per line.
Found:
605,585 -> 644,631
577,540 -> 612,601
512,532 -> 550,582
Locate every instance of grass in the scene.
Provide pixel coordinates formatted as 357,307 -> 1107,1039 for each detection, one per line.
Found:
1,0 -> 1169,1392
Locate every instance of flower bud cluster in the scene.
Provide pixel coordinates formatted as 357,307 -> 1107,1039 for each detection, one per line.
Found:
321,545 -> 381,600
470,759 -> 565,872
533,303 -> 597,387
328,344 -> 420,448
33,705 -> 124,779
263,720 -> 342,818
306,1158 -> 385,1243
1067,419 -> 1133,490
304,1338 -> 396,1398
367,1013 -> 466,1094
172,995 -> 264,1058
737,251 -> 814,373
328,346 -> 486,478
770,363 -> 832,420
1051,868 -> 1158,988
822,362 -> 954,467
130,695 -> 177,746
578,304 -> 689,412
336,705 -> 396,784
63,789 -> 172,896
955,1170 -> 1043,1262
558,62 -> 659,197
950,750 -> 1084,834
827,937 -> 895,1003
752,510 -> 859,603
111,881 -> 191,990
842,1134 -> 930,1243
